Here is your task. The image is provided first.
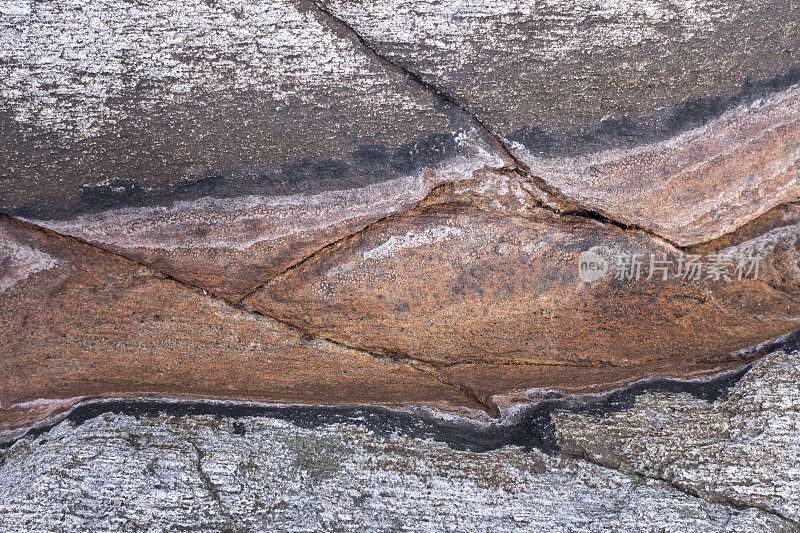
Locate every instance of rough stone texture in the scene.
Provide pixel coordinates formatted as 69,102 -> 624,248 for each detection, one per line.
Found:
0,0 -> 504,300
1,2 -> 800,526
4,168 -> 800,433
245,171 -> 800,398
0,214 -> 478,440
321,0 -> 800,142
554,347 -> 800,523
0,411 -> 793,532
688,203 -> 800,300
321,0 -> 800,245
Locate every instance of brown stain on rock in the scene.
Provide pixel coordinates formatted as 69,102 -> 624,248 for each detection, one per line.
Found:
244,172 -> 800,387
523,86 -> 800,246
0,215 -> 478,435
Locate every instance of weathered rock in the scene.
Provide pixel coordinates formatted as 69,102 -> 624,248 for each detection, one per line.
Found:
0,0 -> 504,301
688,203 -> 800,300
4,169 -> 800,434
0,214 -> 478,440
520,86 -> 800,245
0,410 -> 792,531
244,171 -> 800,399
2,6 -> 800,523
320,0 -> 800,245
554,347 -> 800,523
321,0 -> 800,142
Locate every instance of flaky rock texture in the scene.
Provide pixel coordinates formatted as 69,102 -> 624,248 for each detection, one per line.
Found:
0,0 -> 504,300
0,410 -> 792,532
1,5 -> 800,520
555,347 -> 800,523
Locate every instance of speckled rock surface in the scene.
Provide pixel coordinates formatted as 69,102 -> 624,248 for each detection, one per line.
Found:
0,0 -> 504,300
554,347 -> 800,524
2,2 -> 800,528
320,0 -> 800,143
320,0 -> 800,246
0,409 -> 793,532
1,348 -> 799,530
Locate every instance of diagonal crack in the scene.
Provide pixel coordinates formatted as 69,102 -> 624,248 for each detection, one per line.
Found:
308,0 -> 519,170
186,438 -> 225,512
0,210 -> 623,416
2,213 -> 491,413
242,305 -> 494,413
309,0 -> 800,252
559,446 -> 799,526
308,0 -> 695,249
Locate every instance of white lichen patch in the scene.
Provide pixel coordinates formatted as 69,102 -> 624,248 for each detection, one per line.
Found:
361,226 -> 464,260
0,225 -> 58,293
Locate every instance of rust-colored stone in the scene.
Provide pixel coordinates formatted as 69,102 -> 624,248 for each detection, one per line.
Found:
31,171 -> 475,302
687,203 -> 800,300
0,215 -> 477,437
522,85 -> 800,246
244,172 -> 800,377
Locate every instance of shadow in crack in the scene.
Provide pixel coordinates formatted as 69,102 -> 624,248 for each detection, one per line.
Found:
6,347 -> 789,455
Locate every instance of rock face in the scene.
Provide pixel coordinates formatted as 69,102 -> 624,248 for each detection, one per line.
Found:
0,0 -> 505,301
1,348 -> 799,531
245,172 -> 800,402
3,170 -> 800,432
555,347 -> 800,524
0,413 -> 790,532
1,0 -> 800,511
321,0 -> 800,245
320,0 -> 800,142
2,0 -> 800,528
0,214 -> 478,440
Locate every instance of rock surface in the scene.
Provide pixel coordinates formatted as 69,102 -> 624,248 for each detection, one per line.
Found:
555,346 -> 800,523
245,171 -> 800,399
2,348 -> 799,531
0,409 -> 792,532
0,0 -> 504,301
0,214 -> 478,440
321,0 -> 800,245
4,167 -> 800,432
321,0 -> 800,142
1,3 -> 800,526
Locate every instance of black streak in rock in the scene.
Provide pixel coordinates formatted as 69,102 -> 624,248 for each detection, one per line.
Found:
5,132 -> 458,221
4,357 -> 772,455
508,65 -> 800,157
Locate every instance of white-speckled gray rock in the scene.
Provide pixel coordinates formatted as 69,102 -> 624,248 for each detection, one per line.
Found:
0,410 -> 793,532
